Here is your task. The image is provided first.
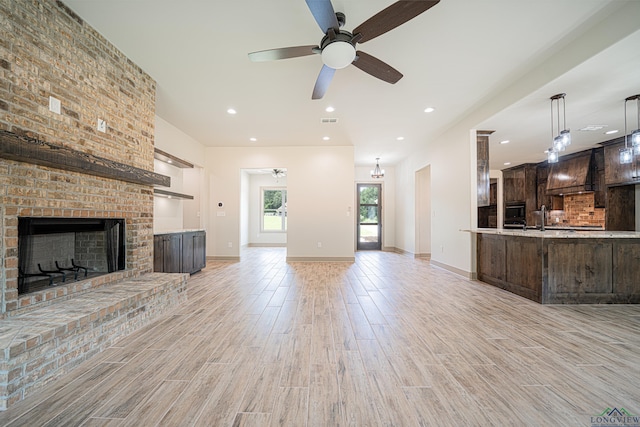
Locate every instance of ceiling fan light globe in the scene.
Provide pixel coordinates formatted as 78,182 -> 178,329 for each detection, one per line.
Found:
321,41 -> 356,69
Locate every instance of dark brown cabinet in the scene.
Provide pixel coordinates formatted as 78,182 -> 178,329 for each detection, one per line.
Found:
503,164 -> 537,225
592,148 -> 606,208
154,231 -> 206,274
604,140 -> 640,186
182,231 -> 206,274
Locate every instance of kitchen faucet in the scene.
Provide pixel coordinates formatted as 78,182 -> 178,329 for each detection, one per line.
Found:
540,205 -> 546,231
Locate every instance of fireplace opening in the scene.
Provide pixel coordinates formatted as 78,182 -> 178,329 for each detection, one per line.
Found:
18,217 -> 126,295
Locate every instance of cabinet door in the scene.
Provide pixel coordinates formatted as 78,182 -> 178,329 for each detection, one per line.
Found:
163,234 -> 183,273
503,167 -> 525,203
604,141 -> 638,185
153,235 -> 165,272
182,232 -> 195,273
193,232 -> 206,271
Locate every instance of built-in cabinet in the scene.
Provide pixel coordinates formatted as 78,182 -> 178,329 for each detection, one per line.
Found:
154,230 -> 206,274
604,140 -> 640,186
502,164 -> 537,225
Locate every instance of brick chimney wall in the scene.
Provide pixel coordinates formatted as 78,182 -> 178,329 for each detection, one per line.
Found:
0,1 -> 157,314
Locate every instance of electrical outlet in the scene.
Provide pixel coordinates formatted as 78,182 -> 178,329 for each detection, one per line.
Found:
317,242 -> 322,248
97,118 -> 107,133
228,242 -> 232,248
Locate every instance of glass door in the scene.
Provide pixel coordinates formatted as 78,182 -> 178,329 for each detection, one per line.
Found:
357,184 -> 382,250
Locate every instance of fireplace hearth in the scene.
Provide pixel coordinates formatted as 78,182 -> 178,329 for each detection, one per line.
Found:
18,218 -> 125,295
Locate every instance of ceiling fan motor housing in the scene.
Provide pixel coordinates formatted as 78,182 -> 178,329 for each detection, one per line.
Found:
320,30 -> 356,69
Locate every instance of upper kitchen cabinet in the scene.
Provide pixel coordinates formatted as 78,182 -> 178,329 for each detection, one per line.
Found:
503,164 -> 537,204
604,139 -> 640,186
503,164 -> 537,225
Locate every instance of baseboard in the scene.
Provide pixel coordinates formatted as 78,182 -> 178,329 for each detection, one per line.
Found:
386,247 -> 414,256
429,259 -> 474,279
247,243 -> 286,247
207,256 -> 240,261
414,253 -> 431,260
286,256 -> 355,262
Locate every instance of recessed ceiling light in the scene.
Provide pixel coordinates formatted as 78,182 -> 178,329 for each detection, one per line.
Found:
500,140 -> 510,144
227,108 -> 237,115
325,106 -> 335,113
579,125 -> 606,131
323,136 -> 330,141
249,137 -> 257,142
543,149 -> 549,154
504,162 -> 511,166
424,107 -> 435,113
605,130 -> 619,135
397,136 -> 404,141
167,160 -> 172,164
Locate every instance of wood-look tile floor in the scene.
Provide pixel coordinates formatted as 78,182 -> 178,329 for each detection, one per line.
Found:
2,248 -> 640,426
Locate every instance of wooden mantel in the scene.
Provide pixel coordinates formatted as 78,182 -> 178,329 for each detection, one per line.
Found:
0,130 -> 169,187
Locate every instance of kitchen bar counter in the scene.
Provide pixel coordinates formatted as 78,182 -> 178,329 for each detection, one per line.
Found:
471,227 -> 640,238
469,229 -> 640,304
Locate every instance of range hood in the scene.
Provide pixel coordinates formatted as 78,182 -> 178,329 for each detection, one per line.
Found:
546,151 -> 593,195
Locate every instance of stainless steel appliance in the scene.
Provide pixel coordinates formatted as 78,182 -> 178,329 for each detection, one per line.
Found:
504,204 -> 525,228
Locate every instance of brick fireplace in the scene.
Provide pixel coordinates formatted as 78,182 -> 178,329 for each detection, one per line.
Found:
0,0 -> 161,317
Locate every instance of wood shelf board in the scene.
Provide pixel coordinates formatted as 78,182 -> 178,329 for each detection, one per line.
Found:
154,148 -> 194,168
154,188 -> 194,200
0,129 -> 169,187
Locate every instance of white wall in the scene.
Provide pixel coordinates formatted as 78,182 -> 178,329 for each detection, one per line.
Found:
354,166 -> 395,250
249,173 -> 288,246
206,146 -> 354,260
153,159 -> 184,232
153,116 -> 208,232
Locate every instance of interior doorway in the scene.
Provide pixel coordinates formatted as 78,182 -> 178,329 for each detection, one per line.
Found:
357,183 -> 382,250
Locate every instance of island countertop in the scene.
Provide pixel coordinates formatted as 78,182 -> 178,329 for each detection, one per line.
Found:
467,228 -> 640,239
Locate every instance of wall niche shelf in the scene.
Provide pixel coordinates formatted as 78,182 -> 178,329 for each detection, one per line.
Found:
154,148 -> 194,169
153,148 -> 195,200
154,188 -> 194,200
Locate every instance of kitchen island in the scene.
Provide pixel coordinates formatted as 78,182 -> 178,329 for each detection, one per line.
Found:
471,228 -> 640,304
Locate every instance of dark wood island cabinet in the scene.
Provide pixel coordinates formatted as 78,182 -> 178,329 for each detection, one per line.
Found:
474,229 -> 640,304
154,230 -> 206,274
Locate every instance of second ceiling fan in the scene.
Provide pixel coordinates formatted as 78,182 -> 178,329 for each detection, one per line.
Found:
248,0 -> 440,100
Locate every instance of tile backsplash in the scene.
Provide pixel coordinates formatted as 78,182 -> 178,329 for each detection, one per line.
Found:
557,193 -> 605,227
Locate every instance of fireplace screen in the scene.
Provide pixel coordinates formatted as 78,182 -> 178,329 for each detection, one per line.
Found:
18,218 -> 125,294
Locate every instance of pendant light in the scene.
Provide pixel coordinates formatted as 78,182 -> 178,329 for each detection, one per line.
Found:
620,95 -> 640,164
548,93 -> 570,163
370,158 -> 384,179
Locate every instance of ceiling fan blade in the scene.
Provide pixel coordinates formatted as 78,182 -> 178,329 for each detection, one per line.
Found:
248,45 -> 319,62
305,0 -> 339,33
353,0 -> 440,44
352,51 -> 403,84
312,65 -> 336,100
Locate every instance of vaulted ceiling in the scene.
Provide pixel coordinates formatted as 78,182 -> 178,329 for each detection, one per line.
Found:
63,0 -> 640,170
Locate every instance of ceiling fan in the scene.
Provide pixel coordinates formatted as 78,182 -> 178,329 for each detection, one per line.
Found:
248,0 -> 440,100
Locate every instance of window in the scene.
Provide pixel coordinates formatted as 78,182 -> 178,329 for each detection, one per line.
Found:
262,188 -> 287,232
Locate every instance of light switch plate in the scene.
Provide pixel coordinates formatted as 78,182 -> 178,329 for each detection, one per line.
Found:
49,96 -> 61,114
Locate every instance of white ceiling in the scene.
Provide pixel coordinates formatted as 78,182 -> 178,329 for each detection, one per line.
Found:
63,0 -> 640,170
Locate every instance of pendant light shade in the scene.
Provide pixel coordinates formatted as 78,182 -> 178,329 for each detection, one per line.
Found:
370,158 -> 384,179
622,94 -> 640,163
548,93 -> 570,162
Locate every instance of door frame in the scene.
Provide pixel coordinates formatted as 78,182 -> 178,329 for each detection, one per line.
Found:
356,183 -> 382,250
